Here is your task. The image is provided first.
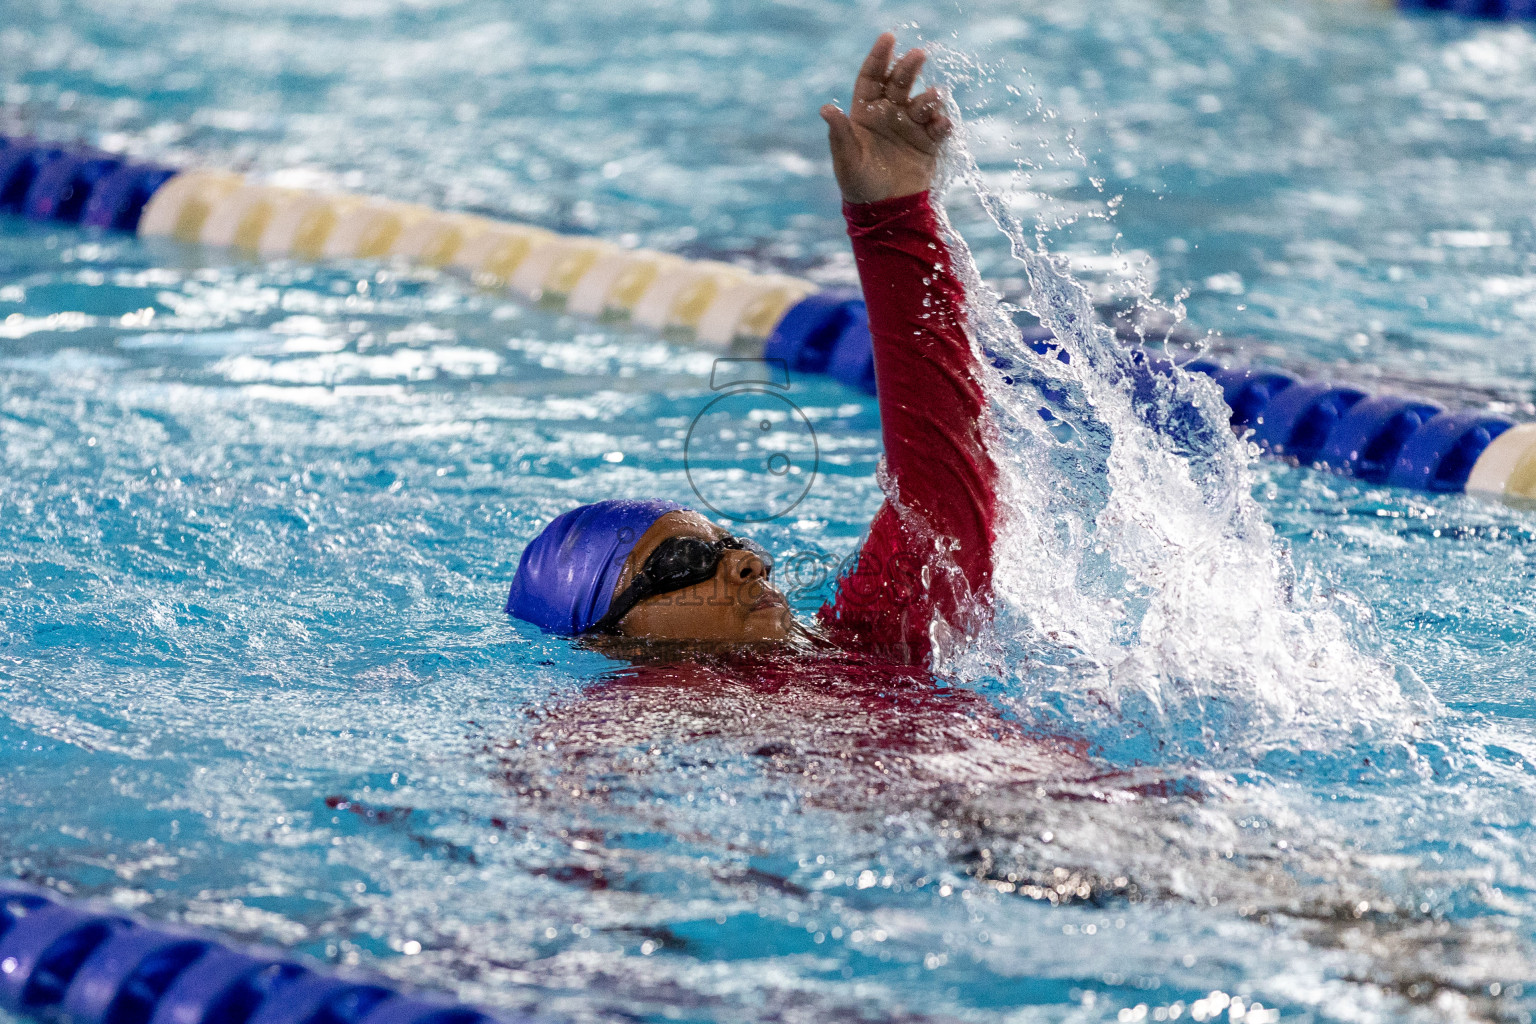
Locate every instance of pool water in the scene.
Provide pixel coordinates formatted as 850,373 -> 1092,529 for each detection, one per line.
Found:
4,0 -> 1536,1021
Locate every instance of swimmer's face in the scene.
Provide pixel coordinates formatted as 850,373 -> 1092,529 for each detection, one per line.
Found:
612,511 -> 792,643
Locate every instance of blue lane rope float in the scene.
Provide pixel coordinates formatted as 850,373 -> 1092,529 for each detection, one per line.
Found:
1315,394 -> 1443,484
3,132 -> 1536,502
769,300 -> 1522,496
1397,0 -> 1536,19
0,881 -> 527,1024
1248,381 -> 1371,467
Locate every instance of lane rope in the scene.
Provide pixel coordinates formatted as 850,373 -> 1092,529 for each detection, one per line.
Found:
0,880 -> 529,1024
3,133 -> 1534,501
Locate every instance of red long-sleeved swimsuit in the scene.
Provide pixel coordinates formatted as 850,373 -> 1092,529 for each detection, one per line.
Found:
507,194 -> 1064,790
501,197 -> 1089,788
817,190 -> 998,664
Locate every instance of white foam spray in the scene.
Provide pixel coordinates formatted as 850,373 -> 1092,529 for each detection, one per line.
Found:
920,45 -> 1425,765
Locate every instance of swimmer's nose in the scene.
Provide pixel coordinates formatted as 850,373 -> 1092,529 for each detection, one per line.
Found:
724,547 -> 770,583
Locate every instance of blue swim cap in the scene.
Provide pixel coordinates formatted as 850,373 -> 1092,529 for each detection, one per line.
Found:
506,499 -> 685,635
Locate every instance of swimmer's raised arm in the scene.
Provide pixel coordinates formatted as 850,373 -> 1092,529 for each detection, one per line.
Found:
816,35 -> 997,662
820,33 -> 953,204
505,34 -> 984,660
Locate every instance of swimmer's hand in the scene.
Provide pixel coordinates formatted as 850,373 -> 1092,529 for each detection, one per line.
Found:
821,32 -> 953,205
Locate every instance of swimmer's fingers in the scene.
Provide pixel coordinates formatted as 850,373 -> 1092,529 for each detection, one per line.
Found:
909,87 -> 953,145
821,103 -> 863,186
891,115 -> 946,155
853,33 -> 897,104
909,87 -> 942,123
905,111 -> 951,148
821,104 -> 858,157
884,47 -> 926,105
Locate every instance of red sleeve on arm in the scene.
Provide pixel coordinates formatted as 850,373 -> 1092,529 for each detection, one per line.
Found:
817,191 -> 998,663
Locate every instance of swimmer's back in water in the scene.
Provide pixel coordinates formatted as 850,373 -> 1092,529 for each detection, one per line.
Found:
506,33 -> 992,666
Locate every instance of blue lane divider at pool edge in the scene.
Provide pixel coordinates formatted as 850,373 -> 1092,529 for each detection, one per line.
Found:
0,881 -> 531,1024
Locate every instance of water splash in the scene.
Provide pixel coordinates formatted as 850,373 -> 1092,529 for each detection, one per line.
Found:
921,44 -> 1423,767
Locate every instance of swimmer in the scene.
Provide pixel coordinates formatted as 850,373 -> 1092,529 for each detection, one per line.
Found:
507,33 -> 990,665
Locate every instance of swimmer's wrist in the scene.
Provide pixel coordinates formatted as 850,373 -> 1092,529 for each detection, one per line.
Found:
842,190 -> 931,225
842,187 -> 930,208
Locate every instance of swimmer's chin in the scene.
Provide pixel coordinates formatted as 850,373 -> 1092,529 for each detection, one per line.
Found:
581,613 -> 817,662
745,602 -> 794,640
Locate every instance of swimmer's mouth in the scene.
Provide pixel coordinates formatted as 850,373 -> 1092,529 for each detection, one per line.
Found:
752,591 -> 786,612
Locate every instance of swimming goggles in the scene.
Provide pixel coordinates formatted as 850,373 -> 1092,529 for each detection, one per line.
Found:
589,534 -> 773,634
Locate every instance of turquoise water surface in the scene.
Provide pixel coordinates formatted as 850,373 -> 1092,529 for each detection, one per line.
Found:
4,1 -> 1536,1022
